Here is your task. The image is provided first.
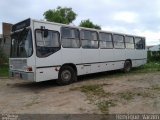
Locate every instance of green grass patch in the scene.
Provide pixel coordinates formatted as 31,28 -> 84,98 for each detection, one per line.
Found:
79,84 -> 115,113
0,64 -> 9,77
80,84 -> 112,98
151,85 -> 160,91
118,90 -> 153,101
118,91 -> 134,101
97,100 -> 116,114
136,91 -> 153,98
131,62 -> 160,73
92,62 -> 160,80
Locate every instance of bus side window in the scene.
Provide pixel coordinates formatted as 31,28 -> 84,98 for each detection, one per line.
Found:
61,27 -> 80,48
99,32 -> 113,49
113,34 -> 125,49
135,37 -> 144,49
35,29 -> 60,57
125,36 -> 135,49
81,30 -> 98,49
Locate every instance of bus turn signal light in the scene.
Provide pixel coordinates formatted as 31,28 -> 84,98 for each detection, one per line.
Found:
27,67 -> 32,72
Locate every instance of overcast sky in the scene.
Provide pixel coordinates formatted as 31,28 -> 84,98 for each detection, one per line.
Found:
1,0 -> 160,45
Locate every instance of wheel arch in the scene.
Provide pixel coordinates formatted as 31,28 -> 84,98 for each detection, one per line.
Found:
125,59 -> 132,67
60,63 -> 77,75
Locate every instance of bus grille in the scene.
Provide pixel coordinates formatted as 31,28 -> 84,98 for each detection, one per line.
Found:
10,59 -> 27,70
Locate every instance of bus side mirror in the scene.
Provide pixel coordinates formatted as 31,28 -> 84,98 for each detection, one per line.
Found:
43,29 -> 48,38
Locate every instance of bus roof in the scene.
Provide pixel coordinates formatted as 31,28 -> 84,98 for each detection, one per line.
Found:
15,18 -> 145,38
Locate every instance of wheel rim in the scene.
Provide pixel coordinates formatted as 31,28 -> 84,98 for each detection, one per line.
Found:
61,70 -> 71,81
126,62 -> 131,72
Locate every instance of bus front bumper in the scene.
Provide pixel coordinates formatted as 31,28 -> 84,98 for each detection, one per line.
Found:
9,70 -> 34,81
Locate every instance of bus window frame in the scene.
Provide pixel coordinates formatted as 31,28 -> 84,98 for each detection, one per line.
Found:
134,37 -> 145,50
61,27 -> 81,48
124,35 -> 135,49
10,28 -> 34,58
113,34 -> 125,49
35,29 -> 61,58
80,29 -> 99,49
99,32 -> 114,49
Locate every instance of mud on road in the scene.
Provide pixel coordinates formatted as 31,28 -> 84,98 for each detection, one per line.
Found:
0,71 -> 160,114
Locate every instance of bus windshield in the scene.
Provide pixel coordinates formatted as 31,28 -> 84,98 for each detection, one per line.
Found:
10,29 -> 33,58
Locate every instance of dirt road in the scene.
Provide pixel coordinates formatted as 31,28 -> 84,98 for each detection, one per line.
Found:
0,71 -> 160,114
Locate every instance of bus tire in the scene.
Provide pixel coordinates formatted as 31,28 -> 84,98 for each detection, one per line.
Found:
57,66 -> 77,85
123,61 -> 132,73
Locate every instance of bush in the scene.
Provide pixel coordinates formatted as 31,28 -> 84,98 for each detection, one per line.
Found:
0,64 -> 9,77
147,51 -> 160,62
0,48 -> 8,65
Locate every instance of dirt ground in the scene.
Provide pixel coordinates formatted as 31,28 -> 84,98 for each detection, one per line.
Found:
0,71 -> 160,114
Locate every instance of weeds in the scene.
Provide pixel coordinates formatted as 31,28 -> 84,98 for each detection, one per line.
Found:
131,62 -> 160,73
0,64 -> 9,77
97,100 -> 116,114
136,92 -> 153,98
78,84 -> 115,113
80,84 -> 107,97
118,91 -> 134,101
118,90 -> 154,101
25,96 -> 39,107
151,85 -> 160,91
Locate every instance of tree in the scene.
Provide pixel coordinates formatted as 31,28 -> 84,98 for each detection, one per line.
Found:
79,19 -> 101,30
43,6 -> 77,24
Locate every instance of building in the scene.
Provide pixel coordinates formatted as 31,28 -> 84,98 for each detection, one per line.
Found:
0,34 -> 3,45
0,23 -> 12,57
148,45 -> 160,51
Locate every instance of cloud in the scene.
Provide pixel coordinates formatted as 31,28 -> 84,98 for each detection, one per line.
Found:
0,0 -> 160,45
103,26 -> 160,45
113,11 -> 138,24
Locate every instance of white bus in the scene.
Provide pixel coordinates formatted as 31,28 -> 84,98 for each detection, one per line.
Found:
9,18 -> 147,85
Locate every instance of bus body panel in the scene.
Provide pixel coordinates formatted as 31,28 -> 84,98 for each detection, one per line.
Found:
9,19 -> 147,82
33,21 -> 62,82
81,49 -> 100,74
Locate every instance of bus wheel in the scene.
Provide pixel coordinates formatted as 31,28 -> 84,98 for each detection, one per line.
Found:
57,66 -> 77,85
123,61 -> 132,73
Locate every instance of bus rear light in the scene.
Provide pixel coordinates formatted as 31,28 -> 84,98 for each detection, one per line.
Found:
26,67 -> 32,72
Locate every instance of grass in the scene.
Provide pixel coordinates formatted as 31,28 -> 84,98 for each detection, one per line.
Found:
78,84 -> 115,113
0,64 -> 9,77
118,90 -> 153,101
25,96 -> 39,107
80,84 -> 106,97
118,91 -> 134,101
136,91 -> 153,98
131,62 -> 160,73
97,100 -> 116,114
151,85 -> 160,91
70,62 -> 160,113
100,62 -> 160,79
79,84 -> 113,99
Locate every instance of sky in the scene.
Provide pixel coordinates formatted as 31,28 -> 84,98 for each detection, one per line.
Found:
0,0 -> 160,45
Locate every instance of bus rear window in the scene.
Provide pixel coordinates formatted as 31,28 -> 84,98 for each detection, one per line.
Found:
11,29 -> 33,58
135,37 -> 145,49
